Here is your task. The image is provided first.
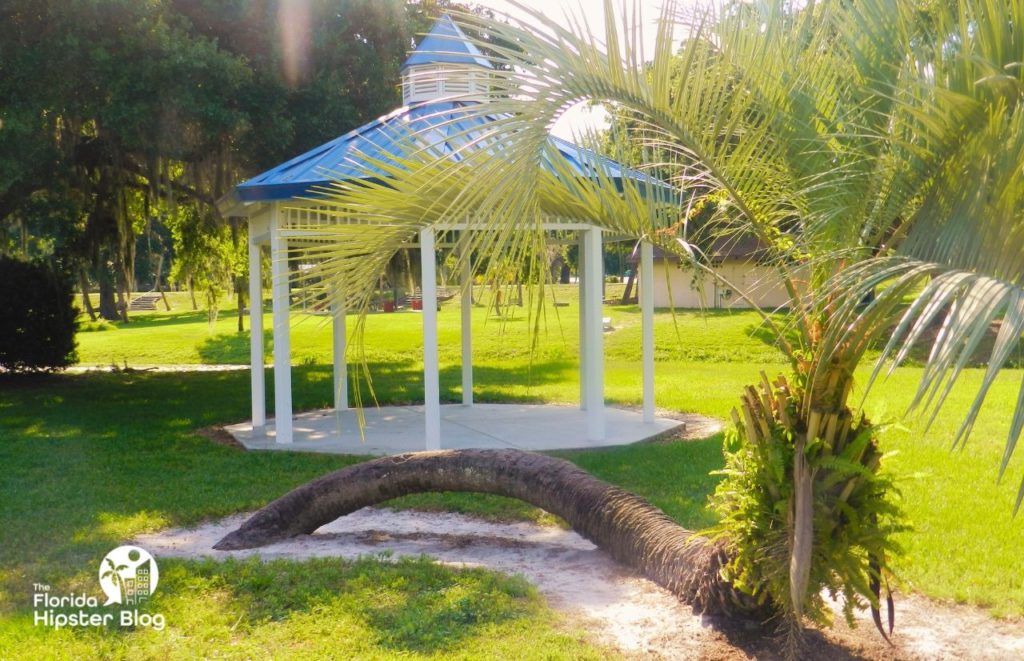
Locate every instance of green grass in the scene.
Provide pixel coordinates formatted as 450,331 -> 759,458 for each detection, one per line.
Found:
2,289 -> 1023,655
0,369 -> 607,657
74,285 -> 790,367
868,372 -> 1024,616
4,556 -> 604,659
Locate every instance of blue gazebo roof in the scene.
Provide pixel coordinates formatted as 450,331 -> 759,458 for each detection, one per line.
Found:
224,15 -> 674,212
400,15 -> 492,71
231,101 -> 672,205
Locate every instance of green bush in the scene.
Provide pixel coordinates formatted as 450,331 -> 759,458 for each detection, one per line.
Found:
0,256 -> 78,372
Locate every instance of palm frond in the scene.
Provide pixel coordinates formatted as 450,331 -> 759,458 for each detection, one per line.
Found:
276,0 -> 1024,505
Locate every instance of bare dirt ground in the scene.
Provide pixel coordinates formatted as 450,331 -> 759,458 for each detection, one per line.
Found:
136,507 -> 1024,660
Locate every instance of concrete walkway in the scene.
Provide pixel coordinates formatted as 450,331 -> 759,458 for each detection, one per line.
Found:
226,403 -> 685,455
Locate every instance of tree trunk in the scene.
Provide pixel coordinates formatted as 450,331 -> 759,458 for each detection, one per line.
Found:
189,276 -> 198,310
621,270 -> 636,304
78,269 -> 97,322
237,282 -> 246,333
215,448 -> 758,616
97,256 -> 120,321
115,284 -> 129,323
154,252 -> 171,311
114,222 -> 133,323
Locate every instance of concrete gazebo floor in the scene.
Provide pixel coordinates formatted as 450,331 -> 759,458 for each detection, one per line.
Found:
226,403 -> 684,455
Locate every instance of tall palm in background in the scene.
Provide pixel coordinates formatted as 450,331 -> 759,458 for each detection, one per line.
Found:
288,0 -> 1024,638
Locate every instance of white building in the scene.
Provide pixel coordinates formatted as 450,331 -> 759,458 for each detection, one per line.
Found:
632,236 -> 792,310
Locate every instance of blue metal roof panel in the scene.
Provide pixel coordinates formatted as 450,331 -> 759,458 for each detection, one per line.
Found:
400,15 -> 492,71
235,102 -> 479,199
234,101 -> 675,202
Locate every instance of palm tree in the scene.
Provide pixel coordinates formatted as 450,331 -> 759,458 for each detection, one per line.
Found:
101,556 -> 129,604
236,0 -> 1024,642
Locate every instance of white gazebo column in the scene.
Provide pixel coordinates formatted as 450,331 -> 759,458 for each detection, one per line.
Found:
421,228 -> 441,449
248,225 -> 266,428
461,241 -> 473,406
641,241 -> 656,423
583,227 -> 605,440
332,291 -> 347,413
578,237 -> 588,410
270,205 -> 293,444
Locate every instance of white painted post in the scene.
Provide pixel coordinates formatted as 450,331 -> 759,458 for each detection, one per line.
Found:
332,291 -> 347,412
578,237 -> 588,410
248,224 -> 266,428
270,204 -> 293,444
420,228 -> 441,449
461,240 -> 473,406
641,241 -> 656,423
583,228 -> 605,440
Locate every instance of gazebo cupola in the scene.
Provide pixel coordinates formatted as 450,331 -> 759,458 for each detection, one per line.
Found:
401,14 -> 493,105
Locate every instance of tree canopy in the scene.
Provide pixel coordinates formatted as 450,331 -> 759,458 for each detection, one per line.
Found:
0,0 -> 448,320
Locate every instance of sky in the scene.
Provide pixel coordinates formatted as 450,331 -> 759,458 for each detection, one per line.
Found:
468,0 -> 705,139
471,0 -> 691,51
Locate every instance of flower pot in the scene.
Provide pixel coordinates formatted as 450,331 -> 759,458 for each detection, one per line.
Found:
383,301 -> 395,312
412,300 -> 423,310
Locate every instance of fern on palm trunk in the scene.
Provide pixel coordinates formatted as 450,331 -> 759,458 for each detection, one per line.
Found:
709,372 -> 906,642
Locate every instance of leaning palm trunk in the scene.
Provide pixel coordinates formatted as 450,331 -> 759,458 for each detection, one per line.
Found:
215,448 -> 759,615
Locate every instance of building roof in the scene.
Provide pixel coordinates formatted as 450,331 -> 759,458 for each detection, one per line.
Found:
400,14 -> 492,71
221,16 -> 674,215
629,235 -> 770,264
227,100 -> 673,206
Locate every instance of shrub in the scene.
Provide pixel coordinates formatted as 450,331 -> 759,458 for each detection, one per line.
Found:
0,256 -> 78,372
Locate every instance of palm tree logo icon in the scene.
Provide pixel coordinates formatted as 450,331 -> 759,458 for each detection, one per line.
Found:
98,546 -> 159,606
100,557 -> 130,604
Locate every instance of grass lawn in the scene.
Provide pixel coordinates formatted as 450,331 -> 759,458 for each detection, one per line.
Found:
2,288 -> 1022,655
0,369 -> 607,658
75,285 -> 790,367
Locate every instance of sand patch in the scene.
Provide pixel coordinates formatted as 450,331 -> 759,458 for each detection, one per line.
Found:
136,508 -> 1024,659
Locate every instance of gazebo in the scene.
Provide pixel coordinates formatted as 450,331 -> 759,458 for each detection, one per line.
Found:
219,16 -> 666,449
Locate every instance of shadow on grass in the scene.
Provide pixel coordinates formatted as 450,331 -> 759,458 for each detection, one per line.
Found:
0,367 -> 743,654
197,330 -> 273,365
78,309 -> 221,331
294,359 -> 576,407
745,320 -> 800,353
440,360 -> 575,402
865,318 -> 1024,368
4,553 -> 554,656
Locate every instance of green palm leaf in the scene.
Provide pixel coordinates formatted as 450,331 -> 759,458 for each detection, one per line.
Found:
287,0 -> 1024,504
